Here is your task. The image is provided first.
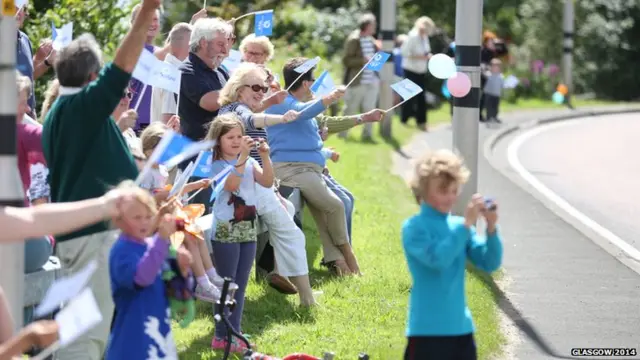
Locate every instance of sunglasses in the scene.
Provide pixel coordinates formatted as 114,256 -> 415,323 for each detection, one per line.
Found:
244,84 -> 269,93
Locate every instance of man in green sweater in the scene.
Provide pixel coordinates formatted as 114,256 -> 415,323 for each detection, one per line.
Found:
41,0 -> 161,359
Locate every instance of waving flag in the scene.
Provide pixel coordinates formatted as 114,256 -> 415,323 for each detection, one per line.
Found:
192,151 -> 213,178
164,140 -> 216,169
135,130 -> 194,185
254,10 -> 274,37
209,165 -> 233,202
169,161 -> 196,197
132,49 -> 158,84
52,22 -> 73,51
294,56 -> 321,74
386,78 -> 423,112
366,51 -> 391,72
310,70 -> 336,97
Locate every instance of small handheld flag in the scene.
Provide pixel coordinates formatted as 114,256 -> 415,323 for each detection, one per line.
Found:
345,51 -> 391,89
254,10 -> 273,37
192,151 -> 213,178
209,166 -> 233,202
310,70 -> 336,97
164,140 -> 216,169
52,22 -> 73,51
135,130 -> 194,185
169,161 -> 196,198
386,78 -> 423,112
286,56 -> 321,92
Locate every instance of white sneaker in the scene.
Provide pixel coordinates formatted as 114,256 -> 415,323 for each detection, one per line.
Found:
194,283 -> 221,303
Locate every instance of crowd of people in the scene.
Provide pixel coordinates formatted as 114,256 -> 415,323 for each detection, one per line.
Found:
3,1 -> 505,359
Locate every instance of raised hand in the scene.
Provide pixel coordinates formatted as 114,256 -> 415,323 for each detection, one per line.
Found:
166,115 -> 181,133
283,110 -> 299,122
464,194 -> 485,227
157,214 -> 177,240
361,108 -> 387,123
256,138 -> 270,155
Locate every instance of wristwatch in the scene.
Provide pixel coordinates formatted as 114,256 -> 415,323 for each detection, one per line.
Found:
355,115 -> 364,124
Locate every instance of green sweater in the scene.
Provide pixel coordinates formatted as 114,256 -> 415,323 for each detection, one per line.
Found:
42,62 -> 139,242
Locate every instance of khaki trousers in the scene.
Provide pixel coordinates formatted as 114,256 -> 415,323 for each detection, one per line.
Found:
274,162 -> 348,262
55,229 -> 118,360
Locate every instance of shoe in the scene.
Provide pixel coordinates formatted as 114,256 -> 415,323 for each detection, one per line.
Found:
266,273 -> 298,295
194,283 -> 221,303
211,337 -> 251,353
493,117 -> 503,124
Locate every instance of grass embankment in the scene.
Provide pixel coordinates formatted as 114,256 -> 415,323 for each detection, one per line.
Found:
172,118 -> 504,359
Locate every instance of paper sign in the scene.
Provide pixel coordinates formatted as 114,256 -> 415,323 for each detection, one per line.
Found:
149,61 -> 181,94
209,166 -> 233,202
55,288 -> 102,346
254,10 -> 273,37
163,140 -> 216,169
192,150 -> 213,178
391,78 -> 423,101
52,22 -> 73,51
365,51 -> 391,72
310,70 -> 335,97
169,161 -> 195,197
221,49 -> 242,75
35,260 -> 97,317
294,56 -> 321,74
132,48 -> 158,84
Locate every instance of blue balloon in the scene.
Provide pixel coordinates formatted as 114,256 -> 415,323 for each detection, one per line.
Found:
442,81 -> 451,99
428,53 -> 457,79
552,91 -> 565,104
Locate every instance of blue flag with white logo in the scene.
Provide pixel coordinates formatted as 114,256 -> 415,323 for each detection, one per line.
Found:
255,10 -> 274,37
209,166 -> 233,202
365,51 -> 391,72
155,132 -> 195,165
310,70 -> 336,97
192,151 -> 213,178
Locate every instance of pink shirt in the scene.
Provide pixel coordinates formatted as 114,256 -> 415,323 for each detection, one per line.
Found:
17,123 -> 49,206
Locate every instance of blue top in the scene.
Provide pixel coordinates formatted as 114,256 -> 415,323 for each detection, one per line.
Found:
401,202 -> 503,336
264,95 -> 327,167
16,31 -> 36,113
393,47 -> 403,77
106,235 -> 177,360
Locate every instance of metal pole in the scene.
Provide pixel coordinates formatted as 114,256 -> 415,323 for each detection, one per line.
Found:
0,1 -> 26,331
562,0 -> 574,108
452,0 -> 482,215
379,0 -> 395,138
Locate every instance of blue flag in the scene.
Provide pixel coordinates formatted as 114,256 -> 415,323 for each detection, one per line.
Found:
155,132 -> 194,165
192,151 -> 213,178
310,70 -> 335,97
391,78 -> 423,101
365,51 -> 391,72
255,10 -> 274,37
209,166 -> 233,202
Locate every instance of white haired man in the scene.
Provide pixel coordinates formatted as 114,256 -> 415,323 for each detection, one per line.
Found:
151,22 -> 192,124
41,0 -> 161,358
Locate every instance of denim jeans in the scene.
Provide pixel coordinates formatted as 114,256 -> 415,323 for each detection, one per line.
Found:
323,174 -> 355,244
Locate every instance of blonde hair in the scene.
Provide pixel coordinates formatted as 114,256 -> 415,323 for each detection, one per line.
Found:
166,22 -> 192,47
40,78 -> 60,123
490,58 -> 502,66
116,180 -> 157,215
239,33 -> 275,62
140,122 -> 169,155
414,16 -> 436,35
408,149 -> 470,202
16,70 -> 31,94
205,113 -> 245,160
218,62 -> 267,106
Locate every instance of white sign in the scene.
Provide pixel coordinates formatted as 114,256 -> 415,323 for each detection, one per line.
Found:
55,288 -> 103,346
35,260 -> 97,317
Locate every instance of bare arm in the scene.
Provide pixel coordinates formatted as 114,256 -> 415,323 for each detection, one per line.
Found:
0,288 -> 14,344
223,155 -> 249,192
154,44 -> 171,61
0,197 -> 111,243
113,1 -> 159,73
32,60 -> 50,80
253,157 -> 274,188
199,91 -> 221,112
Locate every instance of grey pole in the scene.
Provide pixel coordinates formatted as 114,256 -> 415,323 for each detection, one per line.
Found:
451,0 -> 483,215
0,5 -> 26,331
562,0 -> 574,108
378,0 -> 395,138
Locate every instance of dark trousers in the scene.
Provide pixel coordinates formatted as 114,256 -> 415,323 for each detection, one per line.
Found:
404,334 -> 477,360
401,69 -> 427,125
484,94 -> 501,120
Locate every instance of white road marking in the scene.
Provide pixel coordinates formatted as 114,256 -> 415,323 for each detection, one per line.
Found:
507,119 -> 640,262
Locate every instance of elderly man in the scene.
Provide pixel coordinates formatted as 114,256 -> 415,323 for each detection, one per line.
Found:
151,22 -> 192,124
15,2 -> 55,118
41,0 -> 160,358
128,3 -> 160,134
340,13 -> 380,140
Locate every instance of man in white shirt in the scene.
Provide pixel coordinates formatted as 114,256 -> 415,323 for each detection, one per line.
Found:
150,22 -> 192,124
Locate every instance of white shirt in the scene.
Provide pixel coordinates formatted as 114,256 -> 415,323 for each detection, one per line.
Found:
401,29 -> 431,74
151,53 -> 183,123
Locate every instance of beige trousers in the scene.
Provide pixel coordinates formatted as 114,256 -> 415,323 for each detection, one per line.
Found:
341,82 -> 380,138
55,229 -> 118,360
274,162 -> 348,262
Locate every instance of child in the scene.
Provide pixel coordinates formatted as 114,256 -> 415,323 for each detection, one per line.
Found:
483,58 -> 504,124
138,122 -> 227,303
106,181 -> 190,360
402,149 -> 503,360
320,147 -> 355,244
205,113 -> 274,352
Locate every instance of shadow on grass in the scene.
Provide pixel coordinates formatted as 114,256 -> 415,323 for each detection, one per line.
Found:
382,134 -> 410,159
466,264 -> 582,360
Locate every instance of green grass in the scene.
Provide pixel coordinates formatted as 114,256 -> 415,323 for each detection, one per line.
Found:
172,119 -> 505,359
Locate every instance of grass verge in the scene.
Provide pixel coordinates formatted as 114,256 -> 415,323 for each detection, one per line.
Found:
172,118 -> 504,359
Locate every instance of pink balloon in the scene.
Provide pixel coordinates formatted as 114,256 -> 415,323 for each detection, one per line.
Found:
447,72 -> 471,97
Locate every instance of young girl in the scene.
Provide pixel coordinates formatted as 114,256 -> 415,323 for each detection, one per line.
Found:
138,122 -> 226,303
206,113 -> 274,352
106,181 -> 190,360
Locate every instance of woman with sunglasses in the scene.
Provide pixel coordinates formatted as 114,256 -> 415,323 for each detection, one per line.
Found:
216,62 -> 318,306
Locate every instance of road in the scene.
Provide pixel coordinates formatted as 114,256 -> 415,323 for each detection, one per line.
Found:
513,113 -> 640,254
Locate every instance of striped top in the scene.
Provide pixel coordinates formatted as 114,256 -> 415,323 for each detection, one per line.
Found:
360,36 -> 377,84
218,102 -> 266,166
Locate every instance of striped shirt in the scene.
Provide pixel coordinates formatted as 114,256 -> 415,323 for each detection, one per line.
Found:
360,36 -> 377,84
218,102 -> 266,166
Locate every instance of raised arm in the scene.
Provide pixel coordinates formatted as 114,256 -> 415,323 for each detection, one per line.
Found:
317,108 -> 386,134
114,0 -> 161,73
466,227 -> 503,273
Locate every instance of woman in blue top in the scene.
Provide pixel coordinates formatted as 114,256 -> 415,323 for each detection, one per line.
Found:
402,149 -> 503,360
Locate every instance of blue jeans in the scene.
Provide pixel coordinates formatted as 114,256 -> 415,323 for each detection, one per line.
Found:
24,237 -> 53,325
323,174 -> 354,244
